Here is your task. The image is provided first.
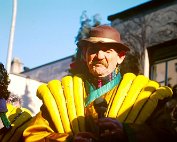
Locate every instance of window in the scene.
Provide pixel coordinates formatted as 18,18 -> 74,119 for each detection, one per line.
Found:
151,58 -> 177,87
148,39 -> 177,89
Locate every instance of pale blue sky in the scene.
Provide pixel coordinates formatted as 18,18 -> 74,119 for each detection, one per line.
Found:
0,0 -> 150,69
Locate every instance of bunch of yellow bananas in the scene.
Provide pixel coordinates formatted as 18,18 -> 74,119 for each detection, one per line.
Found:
36,73 -> 173,135
37,75 -> 86,135
107,73 -> 173,124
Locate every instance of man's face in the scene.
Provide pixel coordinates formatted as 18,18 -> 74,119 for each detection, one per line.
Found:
85,44 -> 125,78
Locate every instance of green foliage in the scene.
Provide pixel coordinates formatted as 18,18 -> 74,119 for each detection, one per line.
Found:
0,63 -> 10,100
75,11 -> 102,43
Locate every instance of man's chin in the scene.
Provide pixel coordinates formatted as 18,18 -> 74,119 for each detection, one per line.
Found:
91,69 -> 108,77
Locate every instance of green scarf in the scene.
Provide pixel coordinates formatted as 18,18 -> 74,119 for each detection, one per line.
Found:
85,72 -> 122,107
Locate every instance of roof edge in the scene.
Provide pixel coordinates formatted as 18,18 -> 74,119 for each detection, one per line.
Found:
21,55 -> 74,73
108,0 -> 176,21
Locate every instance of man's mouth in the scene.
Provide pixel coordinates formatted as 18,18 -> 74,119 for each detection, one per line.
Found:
92,60 -> 108,68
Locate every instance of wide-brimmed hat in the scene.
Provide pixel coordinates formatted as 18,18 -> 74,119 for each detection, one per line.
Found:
77,25 -> 130,51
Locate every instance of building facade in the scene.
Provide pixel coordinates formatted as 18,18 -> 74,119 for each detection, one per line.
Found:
108,0 -> 177,87
21,55 -> 73,83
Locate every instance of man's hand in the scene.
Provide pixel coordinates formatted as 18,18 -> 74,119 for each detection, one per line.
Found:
97,118 -> 127,142
73,132 -> 98,142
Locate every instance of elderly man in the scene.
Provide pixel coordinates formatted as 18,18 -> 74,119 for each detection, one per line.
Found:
23,25 -> 176,142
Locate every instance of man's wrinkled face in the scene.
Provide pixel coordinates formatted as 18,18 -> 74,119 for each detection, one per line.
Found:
85,45 -> 125,78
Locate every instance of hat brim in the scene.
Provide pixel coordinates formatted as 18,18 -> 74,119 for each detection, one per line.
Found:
77,39 -> 130,51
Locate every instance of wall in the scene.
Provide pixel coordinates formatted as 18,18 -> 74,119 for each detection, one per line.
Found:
8,73 -> 43,116
22,55 -> 73,83
109,1 -> 177,75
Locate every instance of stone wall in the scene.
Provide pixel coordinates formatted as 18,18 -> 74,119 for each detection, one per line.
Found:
111,1 -> 177,74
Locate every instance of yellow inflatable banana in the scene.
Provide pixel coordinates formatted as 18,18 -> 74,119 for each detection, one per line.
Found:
62,76 -> 80,134
37,84 -> 64,133
48,80 -> 71,134
73,75 -> 85,132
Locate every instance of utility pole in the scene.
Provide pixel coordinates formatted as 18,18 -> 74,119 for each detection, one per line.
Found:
6,0 -> 17,73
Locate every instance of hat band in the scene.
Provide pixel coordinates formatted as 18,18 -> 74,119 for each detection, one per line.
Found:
88,37 -> 118,43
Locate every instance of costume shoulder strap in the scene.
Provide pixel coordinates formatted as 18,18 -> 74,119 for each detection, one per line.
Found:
107,73 -> 173,124
37,75 -> 85,135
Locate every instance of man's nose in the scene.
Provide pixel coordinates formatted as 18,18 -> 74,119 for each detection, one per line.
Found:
97,50 -> 105,59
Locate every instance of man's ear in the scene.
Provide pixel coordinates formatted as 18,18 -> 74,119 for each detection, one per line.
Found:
117,51 -> 126,64
82,48 -> 87,61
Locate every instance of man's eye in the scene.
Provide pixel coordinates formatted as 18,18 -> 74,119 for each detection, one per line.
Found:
106,49 -> 113,52
88,48 -> 97,54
